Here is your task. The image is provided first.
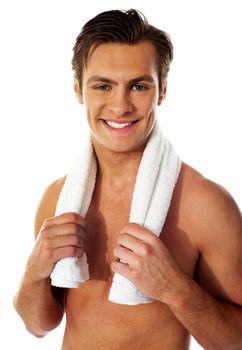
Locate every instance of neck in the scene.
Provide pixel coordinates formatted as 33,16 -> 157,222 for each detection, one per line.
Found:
93,143 -> 144,189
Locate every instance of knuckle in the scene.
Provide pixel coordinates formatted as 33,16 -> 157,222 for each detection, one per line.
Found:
40,227 -> 47,237
72,235 -> 81,246
122,224 -> 129,231
42,218 -> 49,226
41,228 -> 51,241
113,247 -> 119,257
41,223 -> 55,238
70,223 -> 79,234
67,212 -> 79,222
117,233 -> 125,245
121,232 -> 130,242
43,217 -> 53,227
66,246 -> 83,257
42,219 -> 48,227
149,234 -> 158,245
120,224 -> 131,234
80,228 -> 87,240
140,243 -> 152,257
133,256 -> 142,270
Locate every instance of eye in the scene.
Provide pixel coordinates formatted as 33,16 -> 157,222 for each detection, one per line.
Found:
132,84 -> 147,91
94,84 -> 111,91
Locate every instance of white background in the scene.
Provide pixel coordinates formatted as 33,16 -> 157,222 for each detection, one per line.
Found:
0,0 -> 241,349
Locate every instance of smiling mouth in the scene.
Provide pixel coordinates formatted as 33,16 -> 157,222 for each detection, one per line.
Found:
101,119 -> 139,129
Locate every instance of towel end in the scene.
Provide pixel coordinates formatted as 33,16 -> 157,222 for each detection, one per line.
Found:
50,278 -> 82,288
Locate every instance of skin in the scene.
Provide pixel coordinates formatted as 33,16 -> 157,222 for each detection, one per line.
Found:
14,41 -> 242,350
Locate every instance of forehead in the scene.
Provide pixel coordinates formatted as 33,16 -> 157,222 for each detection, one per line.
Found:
84,41 -> 158,79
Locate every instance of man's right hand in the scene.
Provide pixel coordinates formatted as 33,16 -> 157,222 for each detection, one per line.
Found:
26,212 -> 86,282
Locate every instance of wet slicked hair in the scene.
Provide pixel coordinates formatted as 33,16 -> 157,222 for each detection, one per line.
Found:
72,9 -> 173,93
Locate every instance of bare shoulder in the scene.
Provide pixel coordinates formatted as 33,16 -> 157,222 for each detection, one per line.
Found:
178,163 -> 242,303
178,162 -> 241,250
34,176 -> 66,238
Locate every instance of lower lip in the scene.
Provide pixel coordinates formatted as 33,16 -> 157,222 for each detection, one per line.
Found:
101,120 -> 138,134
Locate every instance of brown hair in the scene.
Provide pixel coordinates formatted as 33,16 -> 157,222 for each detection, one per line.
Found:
72,9 -> 173,93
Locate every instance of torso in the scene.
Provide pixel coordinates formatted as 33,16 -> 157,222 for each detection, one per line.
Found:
59,162 -> 202,349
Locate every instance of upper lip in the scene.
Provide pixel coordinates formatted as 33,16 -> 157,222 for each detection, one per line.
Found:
101,119 -> 139,123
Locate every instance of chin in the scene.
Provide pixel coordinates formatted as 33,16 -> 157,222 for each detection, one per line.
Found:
106,144 -> 134,153
98,139 -> 136,153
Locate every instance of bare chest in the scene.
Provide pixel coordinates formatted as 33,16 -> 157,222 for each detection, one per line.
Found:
84,183 -> 198,283
63,175 -> 198,349
63,186 -> 195,350
85,187 -> 132,281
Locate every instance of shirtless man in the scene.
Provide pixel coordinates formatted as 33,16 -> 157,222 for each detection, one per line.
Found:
14,9 -> 242,350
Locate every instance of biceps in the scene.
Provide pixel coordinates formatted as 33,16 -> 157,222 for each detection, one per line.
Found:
197,249 -> 242,306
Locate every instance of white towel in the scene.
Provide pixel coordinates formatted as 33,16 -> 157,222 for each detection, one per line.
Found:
50,121 -> 181,305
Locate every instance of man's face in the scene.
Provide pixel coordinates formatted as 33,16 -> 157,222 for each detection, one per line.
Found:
75,41 -> 166,154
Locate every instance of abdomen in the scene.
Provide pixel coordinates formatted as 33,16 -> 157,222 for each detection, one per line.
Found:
61,280 -> 190,350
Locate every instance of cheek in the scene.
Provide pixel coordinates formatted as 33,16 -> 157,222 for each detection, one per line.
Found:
137,95 -> 157,115
84,95 -> 104,116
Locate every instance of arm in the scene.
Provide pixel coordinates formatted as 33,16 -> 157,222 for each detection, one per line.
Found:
111,180 -> 242,350
13,273 -> 64,338
13,178 -> 86,337
168,182 -> 242,350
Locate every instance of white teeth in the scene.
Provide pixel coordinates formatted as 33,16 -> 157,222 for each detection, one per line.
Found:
105,120 -> 132,129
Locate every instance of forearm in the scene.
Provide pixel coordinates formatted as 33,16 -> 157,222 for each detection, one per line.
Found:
13,272 -> 64,337
168,274 -> 242,350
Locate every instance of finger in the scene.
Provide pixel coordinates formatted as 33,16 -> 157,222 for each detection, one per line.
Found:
44,212 -> 86,229
120,223 -> 158,244
113,245 -> 134,263
117,232 -> 155,259
47,234 -> 85,250
53,246 -> 85,262
113,245 -> 147,272
111,261 -> 133,281
117,233 -> 144,254
43,223 -> 86,240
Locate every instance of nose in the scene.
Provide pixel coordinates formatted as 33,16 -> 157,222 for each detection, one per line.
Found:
108,88 -> 134,116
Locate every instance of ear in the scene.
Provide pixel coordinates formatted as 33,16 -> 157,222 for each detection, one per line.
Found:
158,79 -> 167,105
74,79 -> 84,104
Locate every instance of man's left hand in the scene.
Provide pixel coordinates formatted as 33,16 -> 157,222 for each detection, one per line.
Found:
111,223 -> 186,304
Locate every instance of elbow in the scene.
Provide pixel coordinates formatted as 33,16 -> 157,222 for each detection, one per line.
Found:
24,317 -> 62,339
13,294 -> 62,338
13,293 -> 19,313
13,293 -> 24,322
24,319 -> 60,338
25,325 -> 49,338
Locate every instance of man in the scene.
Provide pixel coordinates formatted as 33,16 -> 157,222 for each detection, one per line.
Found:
14,9 -> 242,350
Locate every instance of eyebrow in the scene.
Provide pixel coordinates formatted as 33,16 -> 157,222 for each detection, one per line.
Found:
86,75 -> 155,85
